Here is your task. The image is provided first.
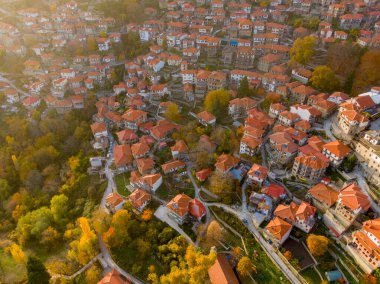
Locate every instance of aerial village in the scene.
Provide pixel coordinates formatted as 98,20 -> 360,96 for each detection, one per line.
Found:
0,0 -> 380,283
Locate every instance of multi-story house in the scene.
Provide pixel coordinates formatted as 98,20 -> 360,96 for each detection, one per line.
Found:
207,71 -> 227,91
350,218 -> 380,273
290,104 -> 322,123
278,111 -> 301,126
337,110 -> 370,136
228,97 -> 257,118
269,103 -> 286,118
166,194 -> 206,224
292,155 -> 328,184
308,183 -> 339,212
268,132 -> 299,165
247,163 -> 268,185
322,140 -> 352,166
354,131 -> 380,186
274,201 -> 317,233
122,109 -> 148,131
265,217 -> 292,246
240,136 -> 262,156
235,46 -> 255,69
323,183 -> 370,236
113,144 -> 134,172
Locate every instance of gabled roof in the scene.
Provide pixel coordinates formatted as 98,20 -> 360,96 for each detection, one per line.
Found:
106,193 -> 124,208
208,254 -> 239,284
215,154 -> 240,172
262,183 -> 286,198
248,163 -> 268,180
131,142 -> 150,157
129,188 -> 151,209
171,140 -> 188,153
91,122 -> 107,134
113,145 -> 133,166
197,111 -> 216,122
97,269 -> 130,284
308,183 -> 338,207
338,183 -> 370,211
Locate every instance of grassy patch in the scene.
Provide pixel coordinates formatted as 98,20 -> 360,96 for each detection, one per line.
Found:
211,207 -> 290,284
301,267 -> 322,284
114,173 -> 131,196
337,260 -> 359,284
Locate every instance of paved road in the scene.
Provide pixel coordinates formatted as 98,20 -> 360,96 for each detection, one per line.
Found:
0,74 -> 30,99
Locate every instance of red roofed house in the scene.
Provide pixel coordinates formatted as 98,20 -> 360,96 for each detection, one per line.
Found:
196,168 -> 212,182
292,155 -> 329,184
161,160 -> 186,174
116,129 -> 139,144
197,111 -> 216,127
274,201 -> 317,233
322,140 -> 352,166
166,193 -> 205,224
324,183 -> 370,236
265,217 -> 292,246
129,188 -> 151,212
171,140 -> 189,160
337,110 -> 370,136
113,144 -> 134,172
262,183 -> 287,200
106,193 -> 125,213
208,254 -> 239,284
247,163 -> 268,185
215,154 -> 240,174
307,183 -> 339,211
350,218 -> 380,273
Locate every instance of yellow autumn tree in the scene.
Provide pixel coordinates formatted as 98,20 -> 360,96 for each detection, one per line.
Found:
141,209 -> 153,221
165,103 -> 181,122
204,89 -> 231,119
307,234 -> 329,257
6,243 -> 26,264
290,36 -> 316,65
237,256 -> 256,277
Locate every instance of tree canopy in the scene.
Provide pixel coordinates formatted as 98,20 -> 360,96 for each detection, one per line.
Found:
309,66 -> 340,93
307,234 -> 329,256
352,49 -> 380,95
204,89 -> 231,120
27,256 -> 51,284
290,36 -> 317,65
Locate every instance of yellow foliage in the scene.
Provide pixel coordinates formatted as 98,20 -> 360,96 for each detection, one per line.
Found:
237,256 -> 255,277
141,209 -> 153,221
78,217 -> 95,241
306,234 -> 329,256
6,243 -> 26,264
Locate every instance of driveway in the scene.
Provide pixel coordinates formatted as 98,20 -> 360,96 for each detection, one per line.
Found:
154,206 -> 194,245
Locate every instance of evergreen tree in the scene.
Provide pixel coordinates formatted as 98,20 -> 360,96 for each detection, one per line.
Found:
27,256 -> 51,284
237,76 -> 252,98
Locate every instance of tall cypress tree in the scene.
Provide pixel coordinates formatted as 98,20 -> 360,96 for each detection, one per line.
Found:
27,256 -> 50,284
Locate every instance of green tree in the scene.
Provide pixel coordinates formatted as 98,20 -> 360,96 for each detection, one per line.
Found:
309,66 -> 340,93
50,194 -> 69,227
27,256 -> 51,284
290,36 -> 316,65
340,154 -> 357,173
237,77 -> 252,98
204,89 -> 231,120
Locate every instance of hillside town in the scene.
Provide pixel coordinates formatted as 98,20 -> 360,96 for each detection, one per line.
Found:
0,0 -> 380,283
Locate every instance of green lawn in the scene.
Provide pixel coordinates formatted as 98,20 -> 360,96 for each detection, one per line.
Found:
211,208 -> 290,284
114,173 -> 131,196
337,260 -> 359,284
301,267 -> 323,284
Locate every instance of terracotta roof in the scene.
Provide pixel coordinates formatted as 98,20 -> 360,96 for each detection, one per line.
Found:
166,193 -> 192,217
338,183 -> 370,211
122,109 -> 147,122
106,193 -> 124,208
294,155 -> 328,170
341,110 -> 369,123
140,173 -> 161,187
307,136 -> 325,151
215,154 -> 240,172
362,218 -> 380,243
208,254 -> 239,284
241,135 -> 262,149
262,183 -> 286,198
189,199 -> 206,219
129,188 -> 151,210
131,142 -> 150,157
355,95 -> 375,110
161,160 -> 186,173
91,122 -> 107,134
248,163 -> 268,180
97,269 -> 130,284
323,140 -> 351,158
308,183 -> 338,207
136,157 -> 155,173
274,201 -> 316,222
266,217 -> 292,241
117,129 -> 138,142
294,119 -> 311,131
196,168 -> 212,181
197,111 -> 216,122
171,140 -> 188,153
113,145 -> 133,166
